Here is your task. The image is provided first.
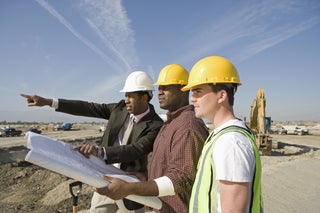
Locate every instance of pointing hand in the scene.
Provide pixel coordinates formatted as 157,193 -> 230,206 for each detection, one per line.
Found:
20,93 -> 52,107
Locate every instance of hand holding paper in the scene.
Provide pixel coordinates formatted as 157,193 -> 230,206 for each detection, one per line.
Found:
95,175 -> 132,200
24,132 -> 162,210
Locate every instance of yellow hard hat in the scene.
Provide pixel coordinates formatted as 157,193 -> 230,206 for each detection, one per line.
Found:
181,56 -> 241,91
154,64 -> 188,85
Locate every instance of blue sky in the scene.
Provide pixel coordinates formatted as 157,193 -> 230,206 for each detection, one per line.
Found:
1,0 -> 319,123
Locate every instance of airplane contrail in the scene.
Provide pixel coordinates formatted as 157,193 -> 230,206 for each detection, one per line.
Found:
35,0 -> 125,72
81,0 -> 137,70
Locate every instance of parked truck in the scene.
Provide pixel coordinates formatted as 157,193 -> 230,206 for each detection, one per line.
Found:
281,125 -> 309,135
0,128 -> 22,137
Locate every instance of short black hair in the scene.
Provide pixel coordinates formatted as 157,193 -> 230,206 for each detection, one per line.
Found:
136,91 -> 152,102
209,83 -> 237,106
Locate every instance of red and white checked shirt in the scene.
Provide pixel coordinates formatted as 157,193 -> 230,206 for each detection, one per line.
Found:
148,105 -> 209,213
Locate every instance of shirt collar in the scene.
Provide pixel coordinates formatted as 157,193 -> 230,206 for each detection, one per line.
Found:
166,105 -> 193,121
131,106 -> 150,123
213,118 -> 244,133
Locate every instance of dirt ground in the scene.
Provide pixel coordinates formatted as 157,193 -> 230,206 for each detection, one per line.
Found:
0,123 -> 320,213
0,124 -> 102,213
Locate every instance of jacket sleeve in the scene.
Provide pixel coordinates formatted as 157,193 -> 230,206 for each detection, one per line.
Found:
56,99 -> 118,120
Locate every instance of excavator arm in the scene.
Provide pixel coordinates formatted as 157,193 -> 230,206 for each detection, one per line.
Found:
249,89 -> 272,155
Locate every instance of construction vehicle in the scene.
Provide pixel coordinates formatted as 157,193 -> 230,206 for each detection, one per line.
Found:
0,127 -> 22,137
56,123 -> 73,131
281,125 -> 309,135
248,89 -> 272,156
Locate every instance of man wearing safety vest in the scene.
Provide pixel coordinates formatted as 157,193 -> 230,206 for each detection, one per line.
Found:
182,56 -> 263,213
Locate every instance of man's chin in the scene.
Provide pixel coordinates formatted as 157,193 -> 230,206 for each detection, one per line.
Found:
195,111 -> 203,119
159,104 -> 168,110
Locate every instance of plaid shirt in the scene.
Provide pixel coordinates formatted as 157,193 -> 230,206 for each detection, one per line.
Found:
148,105 -> 209,213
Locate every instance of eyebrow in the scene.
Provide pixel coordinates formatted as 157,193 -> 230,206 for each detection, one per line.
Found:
191,87 -> 202,92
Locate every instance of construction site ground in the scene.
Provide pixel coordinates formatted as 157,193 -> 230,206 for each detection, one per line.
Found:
0,123 -> 320,213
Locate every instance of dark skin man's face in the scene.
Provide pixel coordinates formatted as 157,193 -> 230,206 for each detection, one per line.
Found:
124,92 -> 148,115
157,85 -> 187,112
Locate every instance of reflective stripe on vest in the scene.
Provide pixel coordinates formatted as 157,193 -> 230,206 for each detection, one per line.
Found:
189,125 -> 264,213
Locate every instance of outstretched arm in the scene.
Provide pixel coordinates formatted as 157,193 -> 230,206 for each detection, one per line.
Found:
20,93 -> 53,107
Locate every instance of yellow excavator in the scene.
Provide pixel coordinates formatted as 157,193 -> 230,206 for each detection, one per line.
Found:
248,88 -> 272,156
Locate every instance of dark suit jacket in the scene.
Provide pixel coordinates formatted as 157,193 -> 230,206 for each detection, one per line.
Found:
56,99 -> 163,173
57,99 -> 163,210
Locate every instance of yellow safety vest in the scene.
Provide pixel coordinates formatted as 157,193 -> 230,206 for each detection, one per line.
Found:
189,125 -> 263,213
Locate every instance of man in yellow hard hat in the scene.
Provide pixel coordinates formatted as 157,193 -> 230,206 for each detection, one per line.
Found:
21,71 -> 163,213
181,56 -> 263,213
94,64 -> 209,213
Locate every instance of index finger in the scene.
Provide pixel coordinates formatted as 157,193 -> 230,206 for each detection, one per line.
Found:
20,93 -> 31,99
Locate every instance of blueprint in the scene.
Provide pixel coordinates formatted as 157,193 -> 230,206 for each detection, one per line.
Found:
24,132 -> 162,210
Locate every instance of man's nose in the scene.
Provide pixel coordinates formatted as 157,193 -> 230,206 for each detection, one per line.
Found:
158,89 -> 164,95
190,95 -> 196,103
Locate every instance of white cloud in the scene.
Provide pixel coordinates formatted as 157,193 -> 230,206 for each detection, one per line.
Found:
35,0 -> 140,101
178,0 -> 320,64
81,72 -> 129,102
35,0 -> 124,72
79,0 -> 138,70
235,17 -> 320,62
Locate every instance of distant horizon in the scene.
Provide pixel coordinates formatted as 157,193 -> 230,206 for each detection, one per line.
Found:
1,110 -> 319,124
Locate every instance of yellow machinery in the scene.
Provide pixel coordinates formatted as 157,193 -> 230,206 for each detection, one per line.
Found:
249,89 -> 272,156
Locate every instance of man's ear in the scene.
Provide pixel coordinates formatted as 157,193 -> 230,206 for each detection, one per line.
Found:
217,90 -> 227,104
143,93 -> 149,103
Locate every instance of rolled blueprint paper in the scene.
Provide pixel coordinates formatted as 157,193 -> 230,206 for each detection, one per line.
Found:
24,132 -> 162,210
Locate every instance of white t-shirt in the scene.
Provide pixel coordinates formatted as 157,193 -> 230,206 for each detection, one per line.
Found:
212,119 -> 255,212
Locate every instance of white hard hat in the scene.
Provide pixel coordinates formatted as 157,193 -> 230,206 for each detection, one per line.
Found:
120,71 -> 154,92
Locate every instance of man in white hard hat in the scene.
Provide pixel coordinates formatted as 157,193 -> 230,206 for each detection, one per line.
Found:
93,64 -> 209,213
20,71 -> 164,213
